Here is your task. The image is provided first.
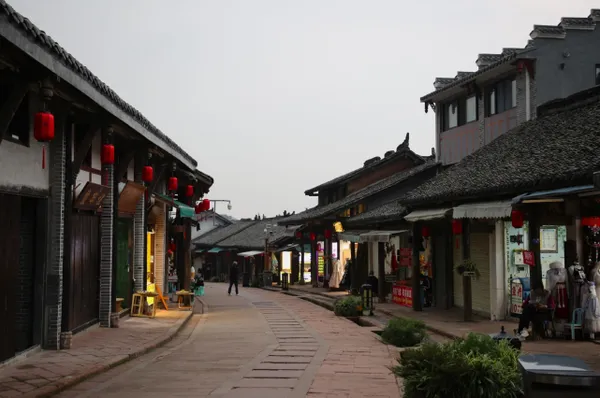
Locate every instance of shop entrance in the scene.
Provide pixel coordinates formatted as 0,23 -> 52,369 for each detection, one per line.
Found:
115,219 -> 133,309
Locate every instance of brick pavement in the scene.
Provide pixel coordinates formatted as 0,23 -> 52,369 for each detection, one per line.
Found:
53,283 -> 403,397
287,284 -> 600,372
0,306 -> 193,398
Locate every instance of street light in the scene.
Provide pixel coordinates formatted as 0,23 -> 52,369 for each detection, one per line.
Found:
204,199 -> 233,225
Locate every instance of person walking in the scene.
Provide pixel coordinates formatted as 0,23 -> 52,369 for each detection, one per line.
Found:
228,261 -> 239,295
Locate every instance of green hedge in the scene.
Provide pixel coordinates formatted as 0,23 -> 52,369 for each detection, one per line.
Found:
333,296 -> 362,317
381,318 -> 426,347
394,333 -> 522,398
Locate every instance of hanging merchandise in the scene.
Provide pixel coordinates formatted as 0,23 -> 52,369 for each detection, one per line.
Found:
101,144 -> 115,165
142,165 -> 153,183
34,111 -> 55,169
511,209 -> 524,228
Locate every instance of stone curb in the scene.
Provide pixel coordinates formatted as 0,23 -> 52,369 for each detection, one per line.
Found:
27,311 -> 194,398
375,308 -> 460,341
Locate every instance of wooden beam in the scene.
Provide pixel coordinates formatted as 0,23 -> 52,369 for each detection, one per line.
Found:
71,124 -> 100,183
147,162 -> 168,195
0,80 -> 29,145
115,144 -> 142,182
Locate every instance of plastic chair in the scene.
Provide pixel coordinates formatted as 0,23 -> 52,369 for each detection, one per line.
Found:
565,308 -> 584,340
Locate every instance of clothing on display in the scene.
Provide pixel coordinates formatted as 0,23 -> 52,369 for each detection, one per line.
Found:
329,258 -> 343,289
583,281 -> 600,338
567,260 -> 587,315
546,261 -> 569,319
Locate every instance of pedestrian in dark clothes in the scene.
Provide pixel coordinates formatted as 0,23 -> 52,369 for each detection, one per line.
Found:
228,261 -> 239,295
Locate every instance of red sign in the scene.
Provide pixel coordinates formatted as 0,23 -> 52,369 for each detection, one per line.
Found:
400,248 -> 411,257
392,283 -> 413,308
400,256 -> 412,267
523,251 -> 535,267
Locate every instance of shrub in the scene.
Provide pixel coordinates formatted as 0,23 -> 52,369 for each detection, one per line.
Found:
394,333 -> 522,398
333,295 -> 362,317
381,318 -> 426,348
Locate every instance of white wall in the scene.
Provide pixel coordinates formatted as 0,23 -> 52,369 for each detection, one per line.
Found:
0,97 -> 49,191
191,213 -> 229,241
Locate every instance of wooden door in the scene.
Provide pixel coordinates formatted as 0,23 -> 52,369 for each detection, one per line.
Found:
68,213 -> 100,331
115,219 -> 132,308
15,197 -> 36,352
0,194 -> 21,362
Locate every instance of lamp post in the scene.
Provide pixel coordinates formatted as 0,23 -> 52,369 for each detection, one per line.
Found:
206,199 -> 232,225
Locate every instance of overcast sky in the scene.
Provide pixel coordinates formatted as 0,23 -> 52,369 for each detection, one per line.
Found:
8,0 -> 599,218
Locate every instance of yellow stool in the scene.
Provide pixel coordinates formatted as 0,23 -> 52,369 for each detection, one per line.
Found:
131,294 -> 144,316
176,292 -> 194,310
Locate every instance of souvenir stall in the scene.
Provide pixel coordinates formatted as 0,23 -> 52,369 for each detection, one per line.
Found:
579,217 -> 600,339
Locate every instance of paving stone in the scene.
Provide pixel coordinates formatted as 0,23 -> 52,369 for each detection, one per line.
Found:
246,370 -> 303,378
233,378 -> 298,388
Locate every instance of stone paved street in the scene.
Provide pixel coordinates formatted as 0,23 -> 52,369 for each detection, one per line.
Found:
55,283 -> 402,398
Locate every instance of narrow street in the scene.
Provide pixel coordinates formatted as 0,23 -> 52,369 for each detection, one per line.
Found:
55,284 -> 402,398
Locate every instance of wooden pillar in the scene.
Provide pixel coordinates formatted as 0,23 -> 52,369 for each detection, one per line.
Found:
529,210 -> 543,289
300,237 -> 305,283
61,119 -> 73,333
350,241 -> 357,294
411,223 -> 423,311
378,242 -> 386,303
462,219 -> 472,321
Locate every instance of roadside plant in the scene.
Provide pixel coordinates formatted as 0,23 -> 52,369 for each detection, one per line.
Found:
455,258 -> 480,279
394,333 -> 522,398
333,295 -> 362,317
381,318 -> 426,348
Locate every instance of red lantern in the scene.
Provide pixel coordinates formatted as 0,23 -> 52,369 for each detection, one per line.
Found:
582,217 -> 600,227
168,176 -> 178,192
511,209 -> 524,228
186,185 -> 194,197
167,249 -> 173,256
309,232 -> 316,241
452,219 -> 463,235
142,165 -> 153,183
34,112 -> 55,142
202,199 -> 211,211
195,203 -> 202,214
421,226 -> 430,238
295,231 -> 302,239
169,242 -> 176,252
101,144 -> 115,165
324,229 -> 332,239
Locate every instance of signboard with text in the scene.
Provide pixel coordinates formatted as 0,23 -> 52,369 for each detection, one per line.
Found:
392,283 -> 413,308
73,182 -> 109,211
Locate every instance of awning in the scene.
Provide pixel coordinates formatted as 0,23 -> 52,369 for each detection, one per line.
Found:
118,181 -> 145,215
337,230 -> 369,243
404,208 -> 451,222
512,185 -> 595,204
274,244 -> 298,253
173,199 -> 195,219
154,193 -> 176,206
207,247 -> 224,253
453,201 -> 512,219
237,250 -> 263,257
194,249 -> 205,254
359,230 -> 408,243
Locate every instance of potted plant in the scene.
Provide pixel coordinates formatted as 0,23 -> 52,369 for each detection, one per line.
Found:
455,258 -> 480,279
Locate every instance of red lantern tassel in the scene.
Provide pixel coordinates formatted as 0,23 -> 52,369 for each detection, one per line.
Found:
41,145 -> 46,169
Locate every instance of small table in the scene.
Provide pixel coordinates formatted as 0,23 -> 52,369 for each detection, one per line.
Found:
176,291 -> 194,311
131,292 -> 159,318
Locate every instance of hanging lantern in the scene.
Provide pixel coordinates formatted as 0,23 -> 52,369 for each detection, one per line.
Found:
195,203 -> 202,214
202,199 -> 211,211
295,231 -> 302,239
309,232 -> 316,241
421,226 -> 430,238
34,111 -> 55,169
101,144 -> 115,165
186,185 -> 194,197
452,219 -> 463,235
582,217 -> 600,227
168,176 -> 178,191
324,229 -> 332,239
511,209 -> 524,228
142,165 -> 153,183
169,242 -> 176,252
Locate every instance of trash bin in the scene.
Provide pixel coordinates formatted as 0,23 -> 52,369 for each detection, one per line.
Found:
519,354 -> 600,397
282,273 -> 289,291
489,325 -> 522,351
242,272 -> 250,287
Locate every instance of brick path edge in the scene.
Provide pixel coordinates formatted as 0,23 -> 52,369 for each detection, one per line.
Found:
26,312 -> 194,398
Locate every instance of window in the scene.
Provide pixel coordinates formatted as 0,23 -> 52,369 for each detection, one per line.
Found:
596,64 -> 600,85
0,81 -> 30,146
445,102 -> 458,129
466,95 -> 477,122
485,77 -> 516,116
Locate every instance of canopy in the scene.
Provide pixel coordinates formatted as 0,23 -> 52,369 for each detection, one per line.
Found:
153,194 -> 195,219
358,230 -> 408,243
404,208 -> 451,222
237,250 -> 263,257
337,230 -> 369,243
512,185 -> 596,204
207,247 -> 224,253
452,201 -> 512,219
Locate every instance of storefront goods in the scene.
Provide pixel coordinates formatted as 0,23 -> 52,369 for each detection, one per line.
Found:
568,260 -> 587,315
329,258 -> 343,289
583,281 -> 600,338
546,261 -> 569,319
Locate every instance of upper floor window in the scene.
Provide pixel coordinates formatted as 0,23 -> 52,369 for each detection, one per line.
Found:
442,94 -> 478,131
485,77 -> 516,116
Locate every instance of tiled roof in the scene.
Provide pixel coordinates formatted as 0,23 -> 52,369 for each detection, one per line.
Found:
216,220 -> 299,250
345,200 -> 407,225
403,86 -> 600,205
193,221 -> 256,246
304,133 -> 429,195
0,0 -> 197,168
281,160 -> 439,225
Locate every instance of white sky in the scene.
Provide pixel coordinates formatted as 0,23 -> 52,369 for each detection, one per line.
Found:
8,0 -> 599,218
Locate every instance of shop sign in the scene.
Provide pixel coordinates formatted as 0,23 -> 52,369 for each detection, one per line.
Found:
510,280 -> 524,315
392,283 -> 413,308
523,251 -> 535,267
73,182 -> 109,211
